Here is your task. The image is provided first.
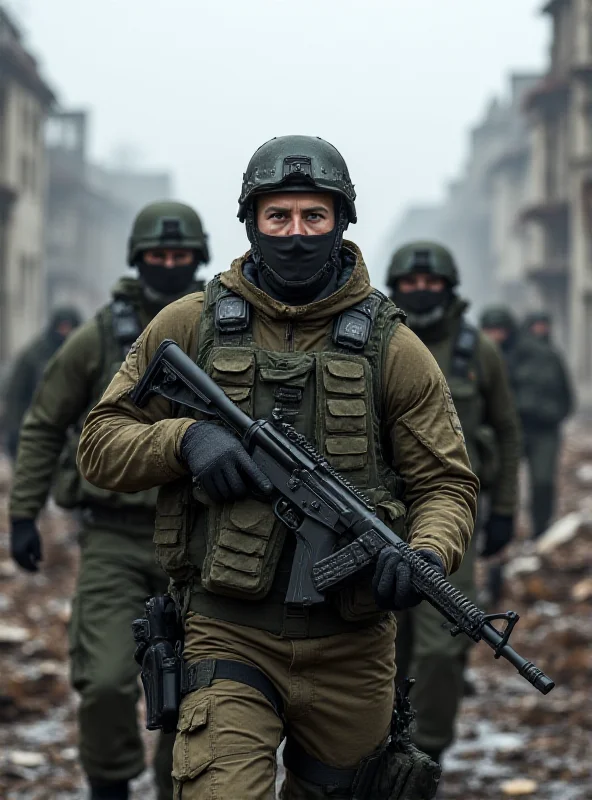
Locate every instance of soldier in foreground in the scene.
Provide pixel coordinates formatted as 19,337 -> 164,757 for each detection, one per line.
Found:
3,306 -> 82,459
481,306 -> 573,537
78,135 -> 477,799
9,201 -> 210,800
386,243 -> 521,765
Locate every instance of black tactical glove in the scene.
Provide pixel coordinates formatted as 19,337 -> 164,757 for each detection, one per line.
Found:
10,518 -> 42,572
372,547 -> 445,611
481,513 -> 514,558
181,421 -> 273,504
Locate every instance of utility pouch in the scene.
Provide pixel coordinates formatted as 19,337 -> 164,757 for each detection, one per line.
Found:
353,743 -> 440,800
352,679 -> 441,800
132,595 -> 184,734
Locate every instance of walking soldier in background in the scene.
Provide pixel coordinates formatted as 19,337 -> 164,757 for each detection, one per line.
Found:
9,200 -> 210,800
386,242 -> 521,764
77,135 -> 478,799
481,306 -> 574,538
3,306 -> 82,459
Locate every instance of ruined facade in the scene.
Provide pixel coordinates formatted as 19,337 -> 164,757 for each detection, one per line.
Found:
0,7 -> 55,361
383,74 -> 539,319
520,0 -> 592,396
45,110 -> 172,317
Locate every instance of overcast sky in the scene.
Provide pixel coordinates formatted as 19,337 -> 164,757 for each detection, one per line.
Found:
11,0 -> 549,283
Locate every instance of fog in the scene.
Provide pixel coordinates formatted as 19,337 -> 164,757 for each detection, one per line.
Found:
14,0 -> 548,283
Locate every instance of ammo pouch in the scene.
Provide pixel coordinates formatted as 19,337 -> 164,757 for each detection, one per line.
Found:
352,741 -> 441,800
200,495 -> 287,601
132,595 -> 184,734
283,732 -> 440,800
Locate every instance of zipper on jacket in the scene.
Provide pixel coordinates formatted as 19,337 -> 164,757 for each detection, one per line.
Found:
285,322 -> 294,352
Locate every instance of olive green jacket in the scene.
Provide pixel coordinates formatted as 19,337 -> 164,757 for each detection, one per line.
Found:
10,278 -> 175,520
78,243 -> 478,575
415,298 -> 521,517
508,333 -> 574,429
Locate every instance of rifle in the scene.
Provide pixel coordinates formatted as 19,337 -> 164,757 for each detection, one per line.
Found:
131,339 -> 555,696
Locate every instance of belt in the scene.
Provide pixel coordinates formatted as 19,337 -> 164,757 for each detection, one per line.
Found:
189,590 -> 384,638
82,504 -> 155,531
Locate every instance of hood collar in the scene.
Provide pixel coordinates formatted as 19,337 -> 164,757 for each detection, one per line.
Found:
220,240 -> 373,321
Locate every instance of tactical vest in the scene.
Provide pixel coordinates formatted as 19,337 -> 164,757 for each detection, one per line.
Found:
154,277 -> 407,637
442,321 -> 498,488
53,298 -> 160,521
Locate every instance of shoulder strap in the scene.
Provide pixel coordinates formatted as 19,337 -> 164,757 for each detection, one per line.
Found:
332,291 -> 385,351
215,290 -> 252,341
450,320 -> 479,379
195,276 -> 253,369
110,298 -> 143,358
200,276 -> 254,348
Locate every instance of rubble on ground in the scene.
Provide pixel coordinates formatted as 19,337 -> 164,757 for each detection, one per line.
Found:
0,420 -> 591,799
441,420 -> 592,799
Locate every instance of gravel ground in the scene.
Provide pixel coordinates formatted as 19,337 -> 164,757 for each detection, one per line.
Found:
0,419 -> 591,799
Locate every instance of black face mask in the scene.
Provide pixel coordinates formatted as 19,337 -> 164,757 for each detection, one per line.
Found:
48,329 -> 67,350
529,329 -> 550,343
392,289 -> 448,315
257,229 -> 337,302
138,263 -> 196,296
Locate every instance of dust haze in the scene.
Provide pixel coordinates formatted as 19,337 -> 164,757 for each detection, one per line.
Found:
15,0 -> 547,282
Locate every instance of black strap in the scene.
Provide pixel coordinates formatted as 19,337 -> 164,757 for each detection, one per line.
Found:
332,291 -> 382,351
182,658 -> 284,719
450,320 -> 478,379
283,736 -> 357,791
110,299 -> 143,357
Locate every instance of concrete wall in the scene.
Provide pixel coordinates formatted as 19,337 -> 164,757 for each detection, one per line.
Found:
4,81 -> 48,355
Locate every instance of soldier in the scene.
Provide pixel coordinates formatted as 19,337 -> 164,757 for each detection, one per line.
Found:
9,201 -> 210,800
77,135 -> 478,800
3,306 -> 82,459
386,242 -> 521,764
481,306 -> 574,537
479,305 -> 519,357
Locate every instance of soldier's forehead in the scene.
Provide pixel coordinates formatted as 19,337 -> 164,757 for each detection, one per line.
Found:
257,191 -> 334,208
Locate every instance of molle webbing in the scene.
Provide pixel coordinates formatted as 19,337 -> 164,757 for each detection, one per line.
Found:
164,275 -> 406,636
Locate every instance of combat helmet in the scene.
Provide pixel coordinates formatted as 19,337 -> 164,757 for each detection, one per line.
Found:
49,305 -> 83,329
479,305 -> 518,331
127,201 -> 209,266
387,241 -> 459,289
238,135 -> 357,223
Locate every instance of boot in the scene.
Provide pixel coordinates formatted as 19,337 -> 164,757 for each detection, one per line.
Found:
89,780 -> 129,800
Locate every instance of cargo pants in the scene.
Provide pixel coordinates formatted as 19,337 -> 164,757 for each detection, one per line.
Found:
173,612 -> 397,799
395,537 -> 476,760
69,525 -> 174,799
522,425 -> 561,538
